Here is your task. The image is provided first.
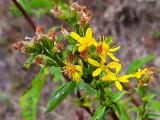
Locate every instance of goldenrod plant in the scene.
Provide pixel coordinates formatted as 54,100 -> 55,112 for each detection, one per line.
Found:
12,1 -> 159,120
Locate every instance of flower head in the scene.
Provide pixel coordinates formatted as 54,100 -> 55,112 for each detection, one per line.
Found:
64,61 -> 82,82
95,37 -> 120,61
102,63 -> 133,91
87,56 -> 106,76
134,68 -> 148,79
134,67 -> 156,86
70,28 -> 97,52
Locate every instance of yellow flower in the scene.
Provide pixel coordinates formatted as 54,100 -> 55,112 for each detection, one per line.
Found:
134,68 -> 148,79
101,63 -> 133,91
70,28 -> 97,52
64,61 -> 82,82
95,39 -> 120,61
88,56 -> 120,77
87,56 -> 106,77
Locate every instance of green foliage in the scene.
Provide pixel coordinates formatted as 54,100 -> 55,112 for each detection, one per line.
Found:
147,113 -> 160,119
23,53 -> 39,67
142,93 -> 156,102
110,91 -> 126,102
152,31 -> 160,40
116,103 -> 131,120
127,54 -> 155,74
41,36 -> 54,51
79,81 -> 97,96
44,81 -> 76,113
50,66 -> 64,82
11,0 -> 54,17
146,100 -> 160,112
91,105 -> 106,120
20,67 -> 48,120
12,0 -> 159,119
105,36 -> 113,45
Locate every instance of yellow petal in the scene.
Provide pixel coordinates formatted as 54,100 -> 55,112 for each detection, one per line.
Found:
135,71 -> 143,79
70,32 -> 81,41
107,62 -> 121,74
85,28 -> 92,38
78,45 -> 86,52
100,55 -> 106,64
88,38 -> 97,47
108,74 -> 117,80
75,65 -> 82,75
105,70 -> 117,80
109,46 -> 120,52
118,78 -> 129,82
92,68 -> 102,76
73,72 -> 81,82
102,42 -> 109,50
118,74 -> 134,82
115,81 -> 123,91
87,58 -> 100,67
107,53 -> 119,62
92,39 -> 98,47
141,68 -> 147,74
101,75 -> 110,81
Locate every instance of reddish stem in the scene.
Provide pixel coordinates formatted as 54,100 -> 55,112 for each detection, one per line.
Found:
11,0 -> 36,31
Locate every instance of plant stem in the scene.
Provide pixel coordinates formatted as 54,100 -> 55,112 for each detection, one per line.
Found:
111,110 -> 119,120
11,0 -> 36,31
77,90 -> 92,115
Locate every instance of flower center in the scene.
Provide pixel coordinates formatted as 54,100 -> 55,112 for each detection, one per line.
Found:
96,44 -> 103,54
64,64 -> 77,77
80,49 -> 88,59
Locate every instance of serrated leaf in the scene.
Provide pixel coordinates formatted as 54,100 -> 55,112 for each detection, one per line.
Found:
20,67 -> 48,120
111,91 -> 126,102
44,81 -> 76,113
91,105 -> 106,120
127,55 -> 155,74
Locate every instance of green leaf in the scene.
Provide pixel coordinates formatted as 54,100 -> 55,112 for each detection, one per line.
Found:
10,0 -> 55,17
44,81 -> 76,113
135,86 -> 148,97
146,100 -> 160,112
79,81 -> 97,96
23,53 -> 38,67
116,103 -> 131,120
30,0 -> 53,8
105,36 -> 112,45
147,113 -> 160,119
92,105 -> 106,120
127,54 -> 155,74
41,55 -> 58,66
111,91 -> 126,102
20,0 -> 32,15
142,94 -> 156,102
50,66 -> 64,82
41,37 -> 54,51
55,34 -> 64,43
20,67 -> 48,120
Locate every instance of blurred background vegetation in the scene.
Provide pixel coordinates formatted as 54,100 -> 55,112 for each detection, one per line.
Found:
0,0 -> 160,119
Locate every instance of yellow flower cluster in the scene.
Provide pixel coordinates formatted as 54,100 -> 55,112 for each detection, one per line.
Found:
65,27 -> 144,91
